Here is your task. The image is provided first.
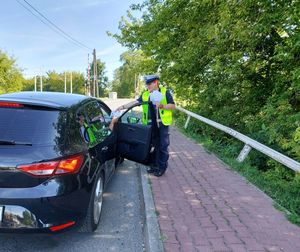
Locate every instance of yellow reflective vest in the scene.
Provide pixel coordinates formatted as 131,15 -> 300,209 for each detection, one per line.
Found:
141,87 -> 173,126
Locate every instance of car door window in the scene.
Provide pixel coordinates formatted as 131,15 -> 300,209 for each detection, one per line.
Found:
98,103 -> 111,125
120,105 -> 143,124
85,101 -> 104,124
79,101 -> 115,146
66,108 -> 87,152
83,102 -> 116,171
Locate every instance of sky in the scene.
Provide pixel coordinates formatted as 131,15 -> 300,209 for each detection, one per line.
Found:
0,0 -> 142,81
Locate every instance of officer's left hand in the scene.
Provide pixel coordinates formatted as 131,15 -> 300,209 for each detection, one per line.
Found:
156,103 -> 164,109
108,117 -> 119,131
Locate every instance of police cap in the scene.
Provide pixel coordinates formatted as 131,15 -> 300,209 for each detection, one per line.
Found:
144,74 -> 160,85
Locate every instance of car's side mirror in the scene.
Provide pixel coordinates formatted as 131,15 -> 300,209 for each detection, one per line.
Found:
127,116 -> 140,124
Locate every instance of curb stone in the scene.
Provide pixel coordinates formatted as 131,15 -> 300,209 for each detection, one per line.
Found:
139,164 -> 164,252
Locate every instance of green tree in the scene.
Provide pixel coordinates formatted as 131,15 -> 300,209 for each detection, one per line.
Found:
40,71 -> 85,94
0,50 -> 23,94
22,210 -> 34,226
90,59 -> 108,97
111,50 -> 156,97
43,71 -> 65,92
22,77 -> 35,91
70,71 -> 85,95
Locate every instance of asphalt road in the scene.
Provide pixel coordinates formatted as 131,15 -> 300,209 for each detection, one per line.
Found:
0,160 -> 146,252
101,98 -> 135,111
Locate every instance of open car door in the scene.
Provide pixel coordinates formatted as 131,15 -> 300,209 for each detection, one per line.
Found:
116,105 -> 153,165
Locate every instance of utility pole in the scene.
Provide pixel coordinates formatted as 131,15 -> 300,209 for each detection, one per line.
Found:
64,72 -> 67,93
135,74 -> 141,98
93,49 -> 97,97
34,76 -> 37,92
39,67 -> 44,92
134,74 -> 137,98
87,54 -> 91,96
70,72 -> 73,94
40,75 -> 43,92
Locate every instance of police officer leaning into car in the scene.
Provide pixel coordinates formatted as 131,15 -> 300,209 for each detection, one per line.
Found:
77,113 -> 118,148
116,75 -> 175,177
77,113 -> 118,162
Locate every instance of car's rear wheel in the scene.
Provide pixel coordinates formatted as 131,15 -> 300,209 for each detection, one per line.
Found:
93,174 -> 104,224
79,172 -> 104,232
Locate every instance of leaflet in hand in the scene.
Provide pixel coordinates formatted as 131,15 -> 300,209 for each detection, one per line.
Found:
149,90 -> 163,104
110,110 -> 123,118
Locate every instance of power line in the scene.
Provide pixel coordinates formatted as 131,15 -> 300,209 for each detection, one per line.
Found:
15,0 -> 81,49
22,0 -> 92,50
16,0 -> 92,51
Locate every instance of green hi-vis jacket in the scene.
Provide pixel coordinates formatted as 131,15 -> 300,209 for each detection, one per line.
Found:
83,122 -> 111,148
142,87 -> 173,126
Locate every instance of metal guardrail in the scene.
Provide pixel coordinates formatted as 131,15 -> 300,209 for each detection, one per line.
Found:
177,106 -> 300,173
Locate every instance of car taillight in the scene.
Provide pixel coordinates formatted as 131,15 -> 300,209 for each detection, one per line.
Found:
17,154 -> 84,177
0,102 -> 24,107
55,155 -> 84,174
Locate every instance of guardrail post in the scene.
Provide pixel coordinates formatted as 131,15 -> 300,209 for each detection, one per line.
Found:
237,144 -> 252,162
184,115 -> 191,129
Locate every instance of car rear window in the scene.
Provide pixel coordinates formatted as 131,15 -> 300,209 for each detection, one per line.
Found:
0,107 -> 67,145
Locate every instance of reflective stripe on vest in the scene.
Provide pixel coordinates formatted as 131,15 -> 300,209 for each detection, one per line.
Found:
141,87 -> 173,126
83,123 -> 97,148
142,92 -> 150,125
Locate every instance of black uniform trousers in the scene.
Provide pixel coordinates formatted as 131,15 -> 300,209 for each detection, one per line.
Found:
153,123 -> 170,172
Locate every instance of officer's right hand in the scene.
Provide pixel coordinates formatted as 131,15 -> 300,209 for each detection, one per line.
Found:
111,117 -> 119,124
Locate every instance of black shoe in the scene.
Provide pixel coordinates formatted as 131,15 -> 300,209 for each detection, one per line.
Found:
153,169 -> 165,177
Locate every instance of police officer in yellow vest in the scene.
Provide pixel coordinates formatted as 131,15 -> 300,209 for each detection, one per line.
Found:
116,75 -> 175,176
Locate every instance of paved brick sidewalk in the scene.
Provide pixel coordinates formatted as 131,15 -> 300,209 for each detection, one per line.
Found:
149,127 -> 300,252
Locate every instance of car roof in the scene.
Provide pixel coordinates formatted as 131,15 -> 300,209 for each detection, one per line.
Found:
0,91 -> 94,109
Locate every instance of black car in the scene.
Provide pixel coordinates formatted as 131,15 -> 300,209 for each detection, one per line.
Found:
0,92 -> 153,232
